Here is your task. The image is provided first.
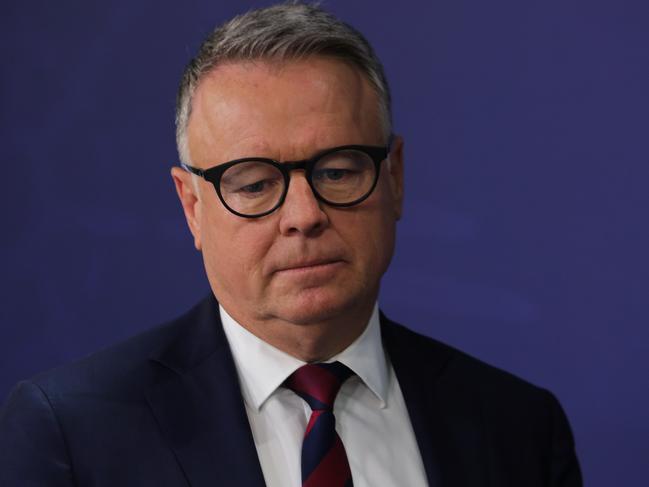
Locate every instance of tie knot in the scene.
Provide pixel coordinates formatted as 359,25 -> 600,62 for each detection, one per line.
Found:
284,362 -> 354,411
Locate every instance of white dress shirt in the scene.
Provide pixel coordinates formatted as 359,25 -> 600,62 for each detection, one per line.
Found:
220,304 -> 429,487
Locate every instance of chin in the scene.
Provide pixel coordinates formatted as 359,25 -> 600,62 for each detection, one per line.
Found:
269,288 -> 364,325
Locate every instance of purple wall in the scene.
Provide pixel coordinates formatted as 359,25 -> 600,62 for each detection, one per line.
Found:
2,0 -> 647,484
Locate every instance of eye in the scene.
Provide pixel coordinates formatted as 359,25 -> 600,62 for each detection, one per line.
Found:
313,168 -> 355,181
235,178 -> 283,198
240,180 -> 267,193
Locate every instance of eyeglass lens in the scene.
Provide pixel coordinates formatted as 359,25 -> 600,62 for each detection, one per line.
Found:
219,149 -> 377,216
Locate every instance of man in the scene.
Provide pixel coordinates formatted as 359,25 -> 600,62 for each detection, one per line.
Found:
0,3 -> 582,486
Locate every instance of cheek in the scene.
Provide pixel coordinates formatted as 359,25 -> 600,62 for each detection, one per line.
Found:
368,184 -> 398,271
199,204 -> 275,291
336,197 -> 396,279
370,215 -> 396,273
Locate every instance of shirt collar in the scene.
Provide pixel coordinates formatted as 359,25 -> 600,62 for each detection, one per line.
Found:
220,303 -> 389,412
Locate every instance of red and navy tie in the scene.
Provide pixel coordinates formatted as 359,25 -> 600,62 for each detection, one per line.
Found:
284,362 -> 355,487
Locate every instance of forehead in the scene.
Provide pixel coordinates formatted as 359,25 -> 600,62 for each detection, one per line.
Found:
186,57 -> 383,164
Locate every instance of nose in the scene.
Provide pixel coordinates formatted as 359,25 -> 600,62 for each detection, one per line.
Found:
278,172 -> 329,236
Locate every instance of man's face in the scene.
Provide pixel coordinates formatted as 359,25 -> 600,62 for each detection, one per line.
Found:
173,57 -> 403,328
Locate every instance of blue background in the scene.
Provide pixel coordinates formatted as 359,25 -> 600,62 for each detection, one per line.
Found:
1,0 -> 647,484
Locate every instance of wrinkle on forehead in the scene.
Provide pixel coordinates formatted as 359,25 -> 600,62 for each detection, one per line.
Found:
186,57 -> 382,166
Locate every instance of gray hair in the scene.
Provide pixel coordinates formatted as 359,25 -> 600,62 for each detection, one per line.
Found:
175,1 -> 392,165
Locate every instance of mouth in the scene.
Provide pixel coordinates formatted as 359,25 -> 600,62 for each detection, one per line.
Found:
274,259 -> 345,275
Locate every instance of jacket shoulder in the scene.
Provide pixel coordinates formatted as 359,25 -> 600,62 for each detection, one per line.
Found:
381,315 -> 556,408
29,296 -> 216,398
382,315 -> 582,485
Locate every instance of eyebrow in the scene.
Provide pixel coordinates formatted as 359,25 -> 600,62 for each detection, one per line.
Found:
227,144 -> 359,164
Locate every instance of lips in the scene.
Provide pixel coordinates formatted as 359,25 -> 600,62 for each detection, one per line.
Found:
274,258 -> 344,273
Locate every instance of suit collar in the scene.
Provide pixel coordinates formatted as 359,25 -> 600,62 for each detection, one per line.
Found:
380,312 -> 446,487
148,294 -> 224,375
380,312 -> 490,487
145,294 -> 266,487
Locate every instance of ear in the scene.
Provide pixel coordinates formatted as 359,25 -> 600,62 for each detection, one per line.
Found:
386,135 -> 404,220
170,166 -> 203,250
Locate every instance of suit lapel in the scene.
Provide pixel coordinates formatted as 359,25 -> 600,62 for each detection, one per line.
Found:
381,313 -> 489,487
145,296 -> 266,487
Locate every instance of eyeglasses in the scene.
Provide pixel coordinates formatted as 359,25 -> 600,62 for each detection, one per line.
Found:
181,144 -> 390,218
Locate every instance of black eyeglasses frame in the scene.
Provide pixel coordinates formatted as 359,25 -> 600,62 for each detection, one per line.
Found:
181,143 -> 391,218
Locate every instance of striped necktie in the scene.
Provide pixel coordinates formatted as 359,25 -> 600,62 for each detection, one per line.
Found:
284,362 -> 355,487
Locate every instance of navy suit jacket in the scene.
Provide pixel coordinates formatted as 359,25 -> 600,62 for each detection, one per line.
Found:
0,295 -> 582,486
